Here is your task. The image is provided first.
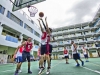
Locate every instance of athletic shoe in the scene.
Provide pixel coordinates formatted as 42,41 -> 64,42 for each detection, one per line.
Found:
18,70 -> 22,73
38,67 -> 44,74
86,60 -> 89,62
28,70 -> 32,74
76,64 -> 80,67
82,61 -> 84,66
66,62 -> 69,64
14,71 -> 18,75
46,69 -> 50,75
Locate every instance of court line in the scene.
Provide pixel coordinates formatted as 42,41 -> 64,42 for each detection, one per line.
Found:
40,60 -> 63,75
82,67 -> 100,74
1,60 -> 62,73
89,62 -> 100,67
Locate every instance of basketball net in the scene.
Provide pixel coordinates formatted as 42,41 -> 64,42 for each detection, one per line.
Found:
28,6 -> 38,17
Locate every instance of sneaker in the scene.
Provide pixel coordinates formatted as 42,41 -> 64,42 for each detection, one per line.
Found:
18,70 -> 22,73
76,64 -> 80,67
38,67 -> 44,74
14,71 -> 18,75
46,69 -> 50,75
82,61 -> 84,66
28,70 -> 32,74
86,60 -> 89,62
66,62 -> 69,64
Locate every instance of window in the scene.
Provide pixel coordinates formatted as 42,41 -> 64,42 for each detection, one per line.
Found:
0,5 -> 5,14
7,11 -> 23,26
34,31 -> 40,37
24,23 -> 33,33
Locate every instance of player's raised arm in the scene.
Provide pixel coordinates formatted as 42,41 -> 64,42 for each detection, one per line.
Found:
39,18 -> 47,31
37,19 -> 44,32
45,17 -> 51,34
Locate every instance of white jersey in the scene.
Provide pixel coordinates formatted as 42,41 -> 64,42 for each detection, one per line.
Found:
71,44 -> 78,54
16,46 -> 24,57
82,48 -> 87,55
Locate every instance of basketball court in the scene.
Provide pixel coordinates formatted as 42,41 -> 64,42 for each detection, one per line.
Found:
0,58 -> 100,75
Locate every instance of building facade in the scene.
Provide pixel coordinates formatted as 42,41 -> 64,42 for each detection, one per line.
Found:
51,7 -> 100,59
0,0 -> 41,63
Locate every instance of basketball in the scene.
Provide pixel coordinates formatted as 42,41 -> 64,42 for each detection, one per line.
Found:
39,12 -> 44,17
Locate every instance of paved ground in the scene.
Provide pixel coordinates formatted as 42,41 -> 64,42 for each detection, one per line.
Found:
0,58 -> 100,75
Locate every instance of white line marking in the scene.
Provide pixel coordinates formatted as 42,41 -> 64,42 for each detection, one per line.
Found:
2,70 -> 13,72
83,67 -> 100,74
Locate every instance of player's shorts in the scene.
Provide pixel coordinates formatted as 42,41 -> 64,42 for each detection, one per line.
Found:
73,53 -> 80,60
84,54 -> 88,58
16,56 -> 23,63
41,44 -> 52,55
65,56 -> 69,59
22,51 -> 30,62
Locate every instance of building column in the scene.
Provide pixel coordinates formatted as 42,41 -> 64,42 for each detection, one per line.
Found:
0,25 -> 3,35
19,34 -> 23,42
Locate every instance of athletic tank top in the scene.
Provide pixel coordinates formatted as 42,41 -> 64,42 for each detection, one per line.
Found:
41,32 -> 47,45
64,50 -> 68,56
64,50 -> 68,54
82,48 -> 87,54
16,46 -> 24,57
71,44 -> 78,54
41,32 -> 52,45
24,41 -> 32,52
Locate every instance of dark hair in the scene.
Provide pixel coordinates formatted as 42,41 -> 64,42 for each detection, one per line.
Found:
71,40 -> 74,42
27,37 -> 31,39
49,28 -> 52,32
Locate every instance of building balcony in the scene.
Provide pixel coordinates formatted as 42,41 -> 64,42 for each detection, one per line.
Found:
63,42 -> 70,45
78,40 -> 87,44
0,35 -> 21,48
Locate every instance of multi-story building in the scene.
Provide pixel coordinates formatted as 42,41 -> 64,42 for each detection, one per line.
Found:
0,0 -> 41,63
51,7 -> 100,59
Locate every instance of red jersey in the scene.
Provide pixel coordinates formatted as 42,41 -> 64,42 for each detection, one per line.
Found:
64,50 -> 68,54
41,32 -> 47,40
24,41 -> 32,52
47,34 -> 50,43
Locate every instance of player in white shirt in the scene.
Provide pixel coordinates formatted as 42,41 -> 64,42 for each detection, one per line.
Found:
71,41 -> 84,67
13,41 -> 24,75
82,46 -> 89,62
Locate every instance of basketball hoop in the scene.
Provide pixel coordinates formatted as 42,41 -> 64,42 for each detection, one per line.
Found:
28,6 -> 38,17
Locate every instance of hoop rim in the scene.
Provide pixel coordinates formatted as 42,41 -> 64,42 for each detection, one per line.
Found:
28,6 -> 38,17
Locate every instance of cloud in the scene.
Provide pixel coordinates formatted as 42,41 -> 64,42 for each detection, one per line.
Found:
23,0 -> 100,28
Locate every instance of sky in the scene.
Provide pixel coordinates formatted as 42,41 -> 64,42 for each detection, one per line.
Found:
23,0 -> 100,28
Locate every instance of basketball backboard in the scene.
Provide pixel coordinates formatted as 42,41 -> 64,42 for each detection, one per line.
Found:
11,0 -> 46,11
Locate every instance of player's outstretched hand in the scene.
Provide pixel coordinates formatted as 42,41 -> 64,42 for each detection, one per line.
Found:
45,17 -> 47,21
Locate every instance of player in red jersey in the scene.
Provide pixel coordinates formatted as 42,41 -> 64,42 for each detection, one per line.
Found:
37,17 -> 54,74
63,46 -> 69,64
21,37 -> 33,74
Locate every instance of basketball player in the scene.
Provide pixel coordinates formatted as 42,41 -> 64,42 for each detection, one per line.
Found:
82,45 -> 89,62
37,47 -> 46,70
21,37 -> 33,74
63,46 -> 69,64
37,47 -> 41,70
71,41 -> 84,66
37,17 -> 54,74
14,41 -> 24,75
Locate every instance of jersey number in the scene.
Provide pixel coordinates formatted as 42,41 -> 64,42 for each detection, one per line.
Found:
28,45 -> 31,49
